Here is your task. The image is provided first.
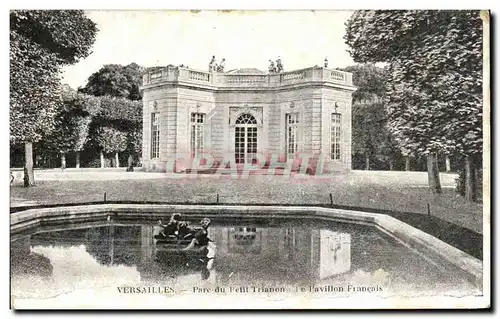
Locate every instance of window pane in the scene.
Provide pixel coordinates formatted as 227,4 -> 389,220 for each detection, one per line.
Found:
285,113 -> 300,158
331,113 -> 341,160
151,113 -> 160,159
235,115 -> 258,164
191,113 -> 205,158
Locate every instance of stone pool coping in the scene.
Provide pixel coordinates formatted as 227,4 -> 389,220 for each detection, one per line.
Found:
10,203 -> 483,289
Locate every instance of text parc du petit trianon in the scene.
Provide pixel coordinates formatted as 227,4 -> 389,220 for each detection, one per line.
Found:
192,285 -> 384,294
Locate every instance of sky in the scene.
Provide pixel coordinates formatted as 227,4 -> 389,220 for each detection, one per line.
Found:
61,10 -> 356,89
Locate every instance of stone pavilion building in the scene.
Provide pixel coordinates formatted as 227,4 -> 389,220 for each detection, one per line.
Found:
140,65 -> 356,173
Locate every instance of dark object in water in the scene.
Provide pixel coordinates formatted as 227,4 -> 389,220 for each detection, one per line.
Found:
149,228 -> 215,281
154,241 -> 210,265
154,236 -> 208,254
154,238 -> 192,246
154,234 -> 177,241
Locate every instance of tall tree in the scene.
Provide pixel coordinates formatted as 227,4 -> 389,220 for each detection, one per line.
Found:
127,129 -> 143,166
88,95 -> 143,167
345,10 -> 483,199
97,95 -> 142,129
95,127 -> 128,168
80,65 -> 144,167
379,132 -> 400,171
352,102 -> 384,170
46,86 -> 101,168
79,63 -> 146,101
10,10 -> 97,186
341,64 -> 387,103
341,64 -> 400,170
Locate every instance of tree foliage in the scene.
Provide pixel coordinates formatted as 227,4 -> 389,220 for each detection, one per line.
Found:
345,10 -> 483,157
340,64 -> 387,103
81,82 -> 143,162
340,64 -> 398,167
88,96 -> 142,150
127,130 -> 143,155
98,95 -> 142,125
11,10 -> 98,65
352,102 -> 387,157
49,115 -> 92,153
46,87 -> 101,153
95,127 -> 128,154
10,30 -> 61,144
10,10 -> 98,145
79,63 -> 146,101
61,84 -> 102,116
78,62 -> 145,161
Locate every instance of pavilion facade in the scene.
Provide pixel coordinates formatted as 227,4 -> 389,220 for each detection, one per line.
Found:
140,65 -> 356,173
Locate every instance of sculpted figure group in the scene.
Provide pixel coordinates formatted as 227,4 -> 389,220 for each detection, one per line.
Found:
207,56 -> 328,75
208,56 -> 285,74
208,56 -> 225,72
269,56 -> 284,73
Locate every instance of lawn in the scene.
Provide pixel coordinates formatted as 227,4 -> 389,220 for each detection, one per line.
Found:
10,170 -> 485,259
10,170 -> 483,234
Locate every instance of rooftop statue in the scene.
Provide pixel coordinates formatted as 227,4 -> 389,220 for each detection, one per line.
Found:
208,55 -> 217,72
217,58 -> 226,72
268,60 -> 276,73
276,57 -> 284,73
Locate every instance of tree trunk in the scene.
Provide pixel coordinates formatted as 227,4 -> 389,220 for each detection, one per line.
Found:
427,153 -> 442,194
445,155 -> 451,172
388,159 -> 393,171
464,155 -> 476,202
76,152 -> 80,168
474,154 -> 481,200
127,154 -> 134,172
365,154 -> 370,170
23,142 -> 35,187
100,151 -> 105,168
61,153 -> 66,169
405,156 -> 410,171
115,152 -> 120,168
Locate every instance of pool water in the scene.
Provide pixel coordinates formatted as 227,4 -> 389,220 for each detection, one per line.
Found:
10,216 -> 481,304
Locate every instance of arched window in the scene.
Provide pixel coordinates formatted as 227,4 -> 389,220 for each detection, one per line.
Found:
234,114 -> 258,164
235,113 -> 257,125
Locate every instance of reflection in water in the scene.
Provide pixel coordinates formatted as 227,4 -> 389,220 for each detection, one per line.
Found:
11,238 -> 53,277
11,244 -> 140,299
318,230 -> 351,279
85,226 -> 142,266
140,225 -> 153,262
228,227 -> 261,254
215,226 -> 352,283
207,225 -> 355,288
137,224 -> 217,284
10,218 -> 481,302
153,243 -> 215,280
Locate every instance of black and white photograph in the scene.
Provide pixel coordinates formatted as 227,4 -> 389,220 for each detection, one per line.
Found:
8,8 -> 490,310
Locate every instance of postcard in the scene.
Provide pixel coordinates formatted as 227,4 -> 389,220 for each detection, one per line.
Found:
9,9 -> 490,310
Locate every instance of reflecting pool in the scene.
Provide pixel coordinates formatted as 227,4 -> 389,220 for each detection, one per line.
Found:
10,216 -> 481,307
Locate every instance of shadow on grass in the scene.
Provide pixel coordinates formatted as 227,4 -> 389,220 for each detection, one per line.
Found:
9,200 -> 483,260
